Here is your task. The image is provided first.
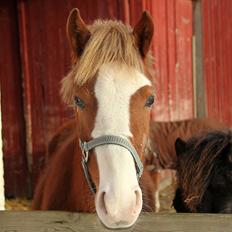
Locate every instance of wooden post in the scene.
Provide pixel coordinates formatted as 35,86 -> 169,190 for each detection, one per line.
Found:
193,0 -> 205,118
0,91 -> 5,210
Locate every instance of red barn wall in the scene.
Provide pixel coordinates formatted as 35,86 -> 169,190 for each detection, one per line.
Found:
0,1 -> 29,197
0,0 -> 194,197
202,0 -> 232,126
149,0 -> 194,121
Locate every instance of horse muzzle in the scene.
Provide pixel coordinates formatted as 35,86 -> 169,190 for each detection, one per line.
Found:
79,135 -> 144,228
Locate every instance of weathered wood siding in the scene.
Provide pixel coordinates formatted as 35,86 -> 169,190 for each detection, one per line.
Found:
202,0 -> 232,125
149,0 -> 194,120
0,212 -> 232,232
0,1 -> 28,197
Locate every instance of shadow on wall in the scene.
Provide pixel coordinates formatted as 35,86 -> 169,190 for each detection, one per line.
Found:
0,92 -> 5,210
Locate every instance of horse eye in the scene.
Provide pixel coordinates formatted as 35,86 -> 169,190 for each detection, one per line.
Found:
145,95 -> 155,108
74,96 -> 85,109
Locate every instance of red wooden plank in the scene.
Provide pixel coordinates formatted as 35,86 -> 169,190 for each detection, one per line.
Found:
202,0 -> 232,126
128,0 -> 143,26
220,0 -> 232,124
146,0 -> 194,121
17,1 -> 47,189
226,0 -> 232,124
202,0 -> 211,116
217,0 -> 224,122
174,0 -> 194,119
117,0 -> 130,23
167,0 -> 177,120
0,1 -> 29,197
17,0 -> 76,188
150,0 -> 170,121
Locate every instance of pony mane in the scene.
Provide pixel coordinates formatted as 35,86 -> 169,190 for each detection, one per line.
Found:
61,19 -> 153,104
178,130 -> 232,211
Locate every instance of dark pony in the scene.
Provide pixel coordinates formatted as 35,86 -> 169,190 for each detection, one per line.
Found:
145,118 -> 226,211
173,130 -> 232,213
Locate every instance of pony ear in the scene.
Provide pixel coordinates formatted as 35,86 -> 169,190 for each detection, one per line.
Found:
133,11 -> 154,57
66,8 -> 91,62
175,138 -> 187,156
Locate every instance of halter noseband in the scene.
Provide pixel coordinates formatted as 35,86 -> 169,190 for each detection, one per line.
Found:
79,135 -> 144,193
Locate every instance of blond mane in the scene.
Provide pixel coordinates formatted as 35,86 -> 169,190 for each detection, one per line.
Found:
61,19 -> 153,104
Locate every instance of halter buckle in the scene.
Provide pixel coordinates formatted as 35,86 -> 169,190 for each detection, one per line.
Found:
79,140 -> 89,162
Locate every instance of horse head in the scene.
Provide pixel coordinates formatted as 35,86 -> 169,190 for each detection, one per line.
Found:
61,9 -> 154,228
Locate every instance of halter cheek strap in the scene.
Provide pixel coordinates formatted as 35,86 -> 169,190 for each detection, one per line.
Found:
79,135 -> 144,194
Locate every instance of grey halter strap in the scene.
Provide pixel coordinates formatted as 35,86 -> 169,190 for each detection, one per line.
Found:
79,135 -> 144,193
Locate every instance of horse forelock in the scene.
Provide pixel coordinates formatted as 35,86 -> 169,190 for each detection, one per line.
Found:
178,130 -> 232,211
61,19 -> 154,104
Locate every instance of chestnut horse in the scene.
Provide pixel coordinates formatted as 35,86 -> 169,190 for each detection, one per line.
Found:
33,9 -> 156,228
173,130 -> 232,213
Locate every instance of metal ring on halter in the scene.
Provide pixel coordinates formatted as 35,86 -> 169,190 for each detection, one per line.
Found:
79,140 -> 96,193
79,135 -> 144,194
81,141 -> 89,162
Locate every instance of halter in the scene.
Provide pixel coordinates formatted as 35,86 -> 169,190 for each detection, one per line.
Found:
79,135 -> 144,193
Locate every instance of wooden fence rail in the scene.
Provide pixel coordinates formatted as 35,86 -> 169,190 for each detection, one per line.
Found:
0,212 -> 232,232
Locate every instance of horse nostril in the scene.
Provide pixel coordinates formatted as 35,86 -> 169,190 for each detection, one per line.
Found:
134,189 -> 142,214
98,191 -> 107,215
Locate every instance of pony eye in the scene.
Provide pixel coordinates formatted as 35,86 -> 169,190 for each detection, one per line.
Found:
145,95 -> 155,108
74,96 -> 85,109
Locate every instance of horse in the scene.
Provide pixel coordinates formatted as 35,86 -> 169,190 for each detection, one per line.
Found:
173,130 -> 232,213
33,8 -> 156,229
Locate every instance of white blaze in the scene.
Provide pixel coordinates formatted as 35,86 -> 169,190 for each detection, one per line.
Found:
92,62 -> 150,228
92,62 -> 151,138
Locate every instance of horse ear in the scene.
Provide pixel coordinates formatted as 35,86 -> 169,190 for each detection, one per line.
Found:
175,138 -> 187,156
66,8 -> 91,62
133,11 -> 154,57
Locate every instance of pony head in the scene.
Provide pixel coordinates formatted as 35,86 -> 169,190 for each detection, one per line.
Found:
61,9 -> 154,228
174,131 -> 232,213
